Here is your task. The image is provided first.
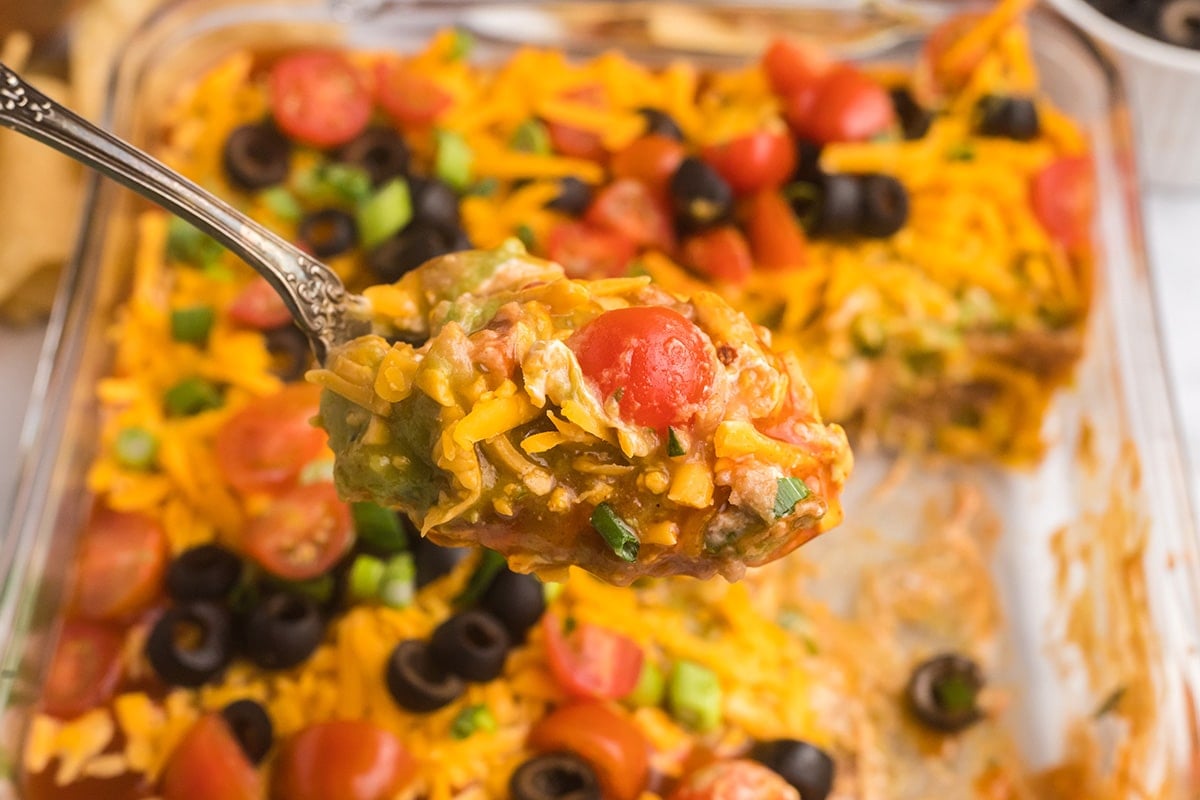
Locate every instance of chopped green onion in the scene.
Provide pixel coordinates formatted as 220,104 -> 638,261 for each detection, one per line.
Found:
455,549 -> 507,606
450,704 -> 496,739
509,119 -> 551,154
166,217 -> 223,267
466,177 -> 500,198
260,186 -> 303,222
1094,685 -> 1126,718
447,28 -> 475,61
379,553 -> 416,609
515,223 -> 536,251
357,178 -> 412,250
590,503 -> 640,563
434,130 -> 474,191
266,574 -> 334,605
773,477 -> 811,519
164,377 -> 223,417
667,427 -> 686,457
625,660 -> 666,708
293,163 -> 373,205
114,427 -> 158,470
351,502 -> 408,552
170,306 -> 215,345
667,660 -> 722,732
348,554 -> 387,602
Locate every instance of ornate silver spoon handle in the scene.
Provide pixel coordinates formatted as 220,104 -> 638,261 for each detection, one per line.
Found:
0,62 -> 365,362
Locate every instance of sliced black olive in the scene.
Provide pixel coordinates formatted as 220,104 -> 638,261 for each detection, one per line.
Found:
336,126 -> 410,187
430,610 -> 511,682
222,123 -> 292,191
749,739 -> 835,800
409,176 -> 462,233
263,324 -> 312,383
637,107 -> 685,141
367,224 -> 456,283
792,139 -> 825,184
669,156 -> 733,233
165,544 -> 243,604
479,568 -> 545,641
1159,0 -> 1200,48
509,752 -> 602,800
545,176 -> 593,217
859,174 -> 909,238
797,174 -> 862,238
411,535 -> 471,588
298,209 -> 358,259
220,699 -> 273,764
241,592 -> 324,670
146,602 -> 234,687
906,652 -> 985,733
385,639 -> 465,712
889,87 -> 933,140
974,95 -> 1040,141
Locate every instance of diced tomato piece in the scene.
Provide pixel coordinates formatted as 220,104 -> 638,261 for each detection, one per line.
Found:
529,701 -> 650,800
681,226 -> 754,285
540,612 -> 644,700
273,720 -> 416,800
785,65 -> 894,144
374,58 -> 453,129
702,131 -> 796,196
1031,155 -> 1094,251
162,714 -> 262,800
243,482 -> 353,581
585,179 -> 675,251
745,192 -> 808,271
762,37 -> 832,97
269,51 -> 372,148
545,221 -> 637,279
611,135 -> 687,194
229,277 -> 293,330
71,508 -> 167,621
569,308 -> 716,431
42,621 -> 123,719
214,383 -> 328,496
671,760 -> 800,800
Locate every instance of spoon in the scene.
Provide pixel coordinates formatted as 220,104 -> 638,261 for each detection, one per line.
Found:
0,62 -> 369,363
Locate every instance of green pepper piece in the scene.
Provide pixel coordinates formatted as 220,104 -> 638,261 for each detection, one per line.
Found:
166,217 -> 223,267
434,130 -> 474,191
170,306 -> 215,345
260,186 -> 304,222
667,660 -> 722,732
625,660 -> 666,708
379,553 -> 416,609
114,427 -> 158,471
357,178 -> 412,250
164,377 -> 223,417
348,554 -> 387,602
590,503 -> 640,562
450,704 -> 496,739
509,119 -> 551,154
351,502 -> 409,552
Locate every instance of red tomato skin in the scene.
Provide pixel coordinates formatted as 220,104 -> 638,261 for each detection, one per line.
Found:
540,612 -> 644,700
243,482 -> 353,581
745,192 -> 808,271
794,66 -> 894,144
214,383 -> 328,496
374,59 -> 452,128
611,135 -> 688,194
1031,156 -> 1094,251
569,306 -> 716,430
272,720 -> 415,800
229,278 -> 294,330
670,760 -> 801,800
529,701 -> 650,800
915,12 -> 990,103
71,509 -> 168,621
41,621 -> 124,720
585,179 -> 675,251
545,222 -> 636,279
162,714 -> 263,800
762,38 -> 831,97
546,86 -> 607,161
269,51 -> 372,148
681,227 -> 754,285
702,132 -> 796,196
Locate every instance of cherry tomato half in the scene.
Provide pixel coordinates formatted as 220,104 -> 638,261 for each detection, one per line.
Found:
1031,155 -> 1094,251
702,131 -> 796,196
529,701 -> 650,800
42,621 -> 123,719
546,85 -> 607,161
670,759 -> 800,800
545,221 -> 637,279
273,720 -> 416,800
745,191 -> 808,271
269,51 -> 372,148
569,307 -> 715,431
71,508 -> 167,621
541,612 -> 644,700
215,383 -> 328,496
374,59 -> 453,129
762,37 -> 832,97
612,135 -> 687,194
229,277 -> 293,330
243,482 -> 352,581
162,714 -> 262,800
681,226 -> 754,285
585,179 -> 676,252
788,66 -> 894,145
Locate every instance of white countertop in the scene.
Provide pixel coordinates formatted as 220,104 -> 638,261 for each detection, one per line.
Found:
2,191 -> 1200,528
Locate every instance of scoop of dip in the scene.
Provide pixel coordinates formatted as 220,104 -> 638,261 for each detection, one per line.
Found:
311,240 -> 852,583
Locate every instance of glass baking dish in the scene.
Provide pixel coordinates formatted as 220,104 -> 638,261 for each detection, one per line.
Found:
2,0 -> 1199,796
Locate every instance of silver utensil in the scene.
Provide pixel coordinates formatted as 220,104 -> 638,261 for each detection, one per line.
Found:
0,62 -> 369,363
